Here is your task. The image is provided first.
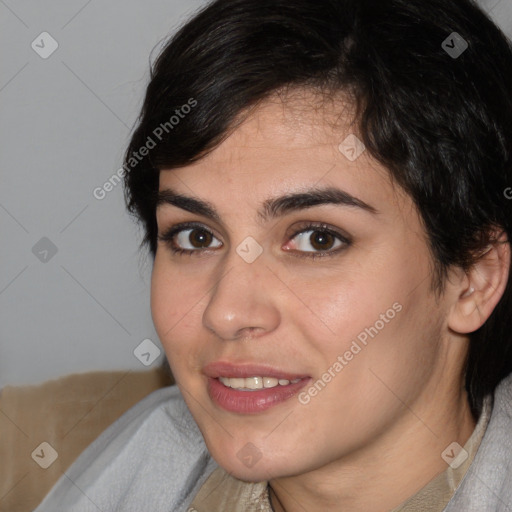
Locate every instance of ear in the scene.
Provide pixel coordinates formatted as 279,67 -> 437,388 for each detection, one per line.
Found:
448,231 -> 510,334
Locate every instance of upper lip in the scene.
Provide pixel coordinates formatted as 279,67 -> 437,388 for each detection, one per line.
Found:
203,361 -> 309,380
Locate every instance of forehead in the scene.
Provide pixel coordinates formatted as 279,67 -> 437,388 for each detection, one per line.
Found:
200,90 -> 361,167
158,91 -> 412,221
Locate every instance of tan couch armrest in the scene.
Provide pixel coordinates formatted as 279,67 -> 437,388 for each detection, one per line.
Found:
0,366 -> 174,512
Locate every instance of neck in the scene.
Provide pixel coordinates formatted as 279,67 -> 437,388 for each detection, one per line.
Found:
268,387 -> 476,512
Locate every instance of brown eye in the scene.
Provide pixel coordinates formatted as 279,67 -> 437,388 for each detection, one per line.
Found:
288,228 -> 344,253
173,227 -> 221,251
157,223 -> 223,255
188,228 -> 213,248
309,231 -> 336,251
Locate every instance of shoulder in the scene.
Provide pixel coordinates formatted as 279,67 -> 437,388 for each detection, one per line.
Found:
444,373 -> 512,512
34,385 -> 218,512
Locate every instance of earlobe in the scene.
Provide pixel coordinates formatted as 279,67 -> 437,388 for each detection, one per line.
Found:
448,232 -> 510,335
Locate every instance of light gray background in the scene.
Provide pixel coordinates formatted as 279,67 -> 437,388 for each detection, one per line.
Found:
1,0 -> 511,387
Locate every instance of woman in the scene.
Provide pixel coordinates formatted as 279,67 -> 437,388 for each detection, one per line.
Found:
35,0 -> 512,510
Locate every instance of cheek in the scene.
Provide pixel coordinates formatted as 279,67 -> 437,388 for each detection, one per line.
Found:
283,261 -> 397,354
291,251 -> 439,381
150,258 -> 205,362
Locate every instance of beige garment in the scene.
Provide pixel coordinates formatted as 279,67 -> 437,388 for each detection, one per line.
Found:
188,395 -> 492,512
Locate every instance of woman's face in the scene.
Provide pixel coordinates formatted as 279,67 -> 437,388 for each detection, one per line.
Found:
151,94 -> 457,481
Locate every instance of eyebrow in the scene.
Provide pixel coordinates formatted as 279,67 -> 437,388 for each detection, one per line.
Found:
155,186 -> 378,224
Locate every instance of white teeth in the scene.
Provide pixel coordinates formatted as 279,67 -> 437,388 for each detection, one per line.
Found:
219,376 -> 301,390
246,377 -> 262,389
229,378 -> 245,389
263,377 -> 278,388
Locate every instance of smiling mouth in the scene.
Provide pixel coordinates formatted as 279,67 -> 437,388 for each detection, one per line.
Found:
207,376 -> 310,414
203,361 -> 310,413
218,376 -> 302,390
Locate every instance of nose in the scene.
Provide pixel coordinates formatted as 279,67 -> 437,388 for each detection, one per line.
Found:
202,254 -> 281,341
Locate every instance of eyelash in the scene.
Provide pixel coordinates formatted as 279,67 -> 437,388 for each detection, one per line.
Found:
157,221 -> 352,260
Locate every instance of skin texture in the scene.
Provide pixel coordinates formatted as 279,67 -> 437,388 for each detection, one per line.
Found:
151,92 -> 510,511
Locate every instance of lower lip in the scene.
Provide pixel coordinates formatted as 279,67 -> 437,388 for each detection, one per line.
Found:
207,377 -> 310,414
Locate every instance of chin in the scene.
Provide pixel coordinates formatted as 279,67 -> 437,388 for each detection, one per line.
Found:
209,444 -> 303,482
216,457 -> 278,482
